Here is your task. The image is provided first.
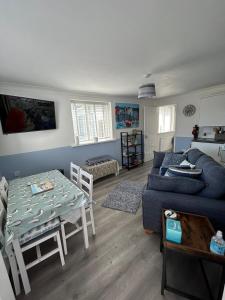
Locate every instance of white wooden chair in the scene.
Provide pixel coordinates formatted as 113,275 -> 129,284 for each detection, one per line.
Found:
0,203 -> 20,296
0,189 -> 8,209
0,249 -> 16,300
61,163 -> 81,255
0,177 -> 65,294
0,196 -> 6,214
12,218 -> 65,294
61,167 -> 95,255
0,202 -> 6,245
70,162 -> 80,186
0,176 -> 9,192
0,177 -> 8,208
79,169 -> 95,236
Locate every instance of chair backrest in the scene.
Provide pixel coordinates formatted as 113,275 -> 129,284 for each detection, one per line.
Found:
0,177 -> 8,208
0,198 -> 6,214
0,177 -> 9,192
70,162 -> 80,186
0,189 -> 7,209
79,169 -> 93,202
0,202 -> 6,245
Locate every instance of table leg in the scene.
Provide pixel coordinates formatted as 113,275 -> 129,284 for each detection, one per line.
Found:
161,247 -> 167,295
160,235 -> 163,253
81,205 -> 89,249
217,265 -> 225,300
199,259 -> 214,300
12,239 -> 31,294
7,245 -> 21,296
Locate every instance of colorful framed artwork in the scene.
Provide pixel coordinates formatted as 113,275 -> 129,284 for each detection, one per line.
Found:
115,103 -> 139,129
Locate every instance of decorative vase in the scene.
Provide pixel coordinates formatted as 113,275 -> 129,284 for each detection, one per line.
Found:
192,125 -> 199,140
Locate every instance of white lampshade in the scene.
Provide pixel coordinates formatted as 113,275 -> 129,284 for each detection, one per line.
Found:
138,84 -> 156,99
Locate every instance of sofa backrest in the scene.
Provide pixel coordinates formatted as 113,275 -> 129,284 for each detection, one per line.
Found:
195,154 -> 225,199
187,148 -> 204,164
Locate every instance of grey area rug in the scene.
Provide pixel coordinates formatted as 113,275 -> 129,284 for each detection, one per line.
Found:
102,180 -> 145,214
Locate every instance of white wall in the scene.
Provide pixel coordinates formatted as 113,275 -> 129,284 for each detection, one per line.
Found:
149,83 -> 225,138
2,81 -> 224,157
0,83 -> 143,156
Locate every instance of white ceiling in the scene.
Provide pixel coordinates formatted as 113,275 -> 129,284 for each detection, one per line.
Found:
1,0 -> 225,98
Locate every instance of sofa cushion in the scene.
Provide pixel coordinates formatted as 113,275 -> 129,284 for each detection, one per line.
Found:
153,151 -> 166,168
160,152 -> 185,175
166,166 -> 202,178
147,174 -> 205,194
195,155 -> 225,199
187,148 -> 204,164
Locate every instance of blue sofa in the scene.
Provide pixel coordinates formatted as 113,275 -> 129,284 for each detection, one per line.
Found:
142,148 -> 225,233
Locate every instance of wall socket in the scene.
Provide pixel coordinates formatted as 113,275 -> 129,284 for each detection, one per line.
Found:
14,170 -> 20,177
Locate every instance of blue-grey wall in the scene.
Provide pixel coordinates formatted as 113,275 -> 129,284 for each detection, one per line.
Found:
0,135 -> 193,180
175,136 -> 192,152
0,140 -> 121,180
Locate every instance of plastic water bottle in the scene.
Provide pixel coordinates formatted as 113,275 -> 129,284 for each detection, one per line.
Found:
210,231 -> 225,256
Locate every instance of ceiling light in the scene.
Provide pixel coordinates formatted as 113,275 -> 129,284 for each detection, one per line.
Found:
138,83 -> 156,99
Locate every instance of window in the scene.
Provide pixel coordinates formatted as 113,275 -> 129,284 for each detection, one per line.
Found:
71,101 -> 113,145
158,105 -> 175,133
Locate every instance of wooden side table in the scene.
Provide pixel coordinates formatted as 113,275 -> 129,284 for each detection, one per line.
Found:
161,211 -> 225,300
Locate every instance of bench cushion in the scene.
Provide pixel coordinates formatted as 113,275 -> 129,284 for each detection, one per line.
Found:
83,159 -> 119,181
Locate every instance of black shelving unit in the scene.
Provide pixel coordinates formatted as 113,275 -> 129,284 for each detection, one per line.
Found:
121,130 -> 144,170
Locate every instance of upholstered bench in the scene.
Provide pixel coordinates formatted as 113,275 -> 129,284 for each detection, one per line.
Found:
83,159 -> 119,181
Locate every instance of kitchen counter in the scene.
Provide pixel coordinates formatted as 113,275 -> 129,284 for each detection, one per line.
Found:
191,140 -> 225,163
192,138 -> 225,144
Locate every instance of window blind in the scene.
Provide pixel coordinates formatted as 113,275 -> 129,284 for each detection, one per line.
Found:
71,101 -> 112,145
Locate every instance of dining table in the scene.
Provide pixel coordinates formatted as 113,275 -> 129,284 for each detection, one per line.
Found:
4,169 -> 89,295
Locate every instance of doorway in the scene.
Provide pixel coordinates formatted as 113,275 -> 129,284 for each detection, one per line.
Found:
144,104 -> 176,161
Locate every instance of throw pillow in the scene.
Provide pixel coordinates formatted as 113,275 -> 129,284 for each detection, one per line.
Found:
160,152 -> 186,175
147,174 -> 205,194
167,166 -> 202,178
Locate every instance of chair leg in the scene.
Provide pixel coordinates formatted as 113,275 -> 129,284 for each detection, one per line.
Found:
81,206 -> 89,249
7,246 -> 21,296
12,239 -> 31,295
0,251 -> 16,300
61,223 -> 68,255
56,231 -> 65,266
89,204 -> 96,236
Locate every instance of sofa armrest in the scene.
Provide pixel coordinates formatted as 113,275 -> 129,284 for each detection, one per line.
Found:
142,189 -> 225,233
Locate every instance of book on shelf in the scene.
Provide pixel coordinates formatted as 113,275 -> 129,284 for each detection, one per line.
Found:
31,180 -> 54,195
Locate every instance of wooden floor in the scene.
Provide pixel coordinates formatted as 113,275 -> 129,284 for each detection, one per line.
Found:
18,162 -> 221,300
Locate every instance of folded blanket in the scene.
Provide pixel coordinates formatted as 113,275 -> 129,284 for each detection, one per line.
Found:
86,155 -> 113,166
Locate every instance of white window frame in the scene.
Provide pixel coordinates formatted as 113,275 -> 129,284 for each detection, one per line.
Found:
71,100 -> 113,146
158,105 -> 176,134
